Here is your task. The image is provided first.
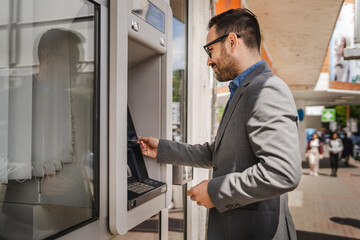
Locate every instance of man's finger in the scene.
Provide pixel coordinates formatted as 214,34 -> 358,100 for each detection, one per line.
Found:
187,188 -> 193,196
140,142 -> 149,151
139,142 -> 145,149
139,142 -> 146,151
138,136 -> 148,142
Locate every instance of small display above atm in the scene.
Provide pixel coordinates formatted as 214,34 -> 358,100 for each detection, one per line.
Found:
131,0 -> 165,33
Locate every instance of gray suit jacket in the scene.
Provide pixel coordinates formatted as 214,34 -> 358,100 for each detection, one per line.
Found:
158,62 -> 302,240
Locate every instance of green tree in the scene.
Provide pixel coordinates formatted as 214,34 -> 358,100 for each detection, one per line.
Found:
173,70 -> 180,102
335,105 -> 346,128
323,105 -> 360,132
350,105 -> 360,126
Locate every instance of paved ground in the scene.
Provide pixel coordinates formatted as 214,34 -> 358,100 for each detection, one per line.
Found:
288,157 -> 360,240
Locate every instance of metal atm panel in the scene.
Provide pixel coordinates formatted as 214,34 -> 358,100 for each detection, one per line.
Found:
109,0 -> 173,235
173,165 -> 193,185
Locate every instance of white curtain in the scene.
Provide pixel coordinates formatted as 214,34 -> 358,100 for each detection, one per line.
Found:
32,44 -> 73,177
8,76 -> 32,180
0,76 -> 9,183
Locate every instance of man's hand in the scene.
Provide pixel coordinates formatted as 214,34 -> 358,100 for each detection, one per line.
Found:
138,137 -> 159,159
187,180 -> 214,209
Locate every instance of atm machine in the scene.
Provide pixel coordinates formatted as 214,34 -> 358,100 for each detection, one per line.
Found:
109,0 -> 173,235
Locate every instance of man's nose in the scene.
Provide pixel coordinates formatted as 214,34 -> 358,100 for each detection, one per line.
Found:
207,56 -> 213,66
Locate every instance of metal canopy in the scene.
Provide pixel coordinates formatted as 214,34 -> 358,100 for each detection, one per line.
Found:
245,0 -> 343,90
292,89 -> 360,106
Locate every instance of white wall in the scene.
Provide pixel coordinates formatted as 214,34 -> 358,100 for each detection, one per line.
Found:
306,116 -> 323,130
186,0 -> 214,239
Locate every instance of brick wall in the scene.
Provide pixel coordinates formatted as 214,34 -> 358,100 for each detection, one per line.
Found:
329,81 -> 360,91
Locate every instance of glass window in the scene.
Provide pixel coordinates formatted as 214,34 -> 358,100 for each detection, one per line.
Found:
170,1 -> 188,240
171,0 -> 187,144
119,213 -> 160,240
0,0 -> 98,239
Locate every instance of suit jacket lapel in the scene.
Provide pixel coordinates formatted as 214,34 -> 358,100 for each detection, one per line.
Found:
214,86 -> 245,150
214,62 -> 271,151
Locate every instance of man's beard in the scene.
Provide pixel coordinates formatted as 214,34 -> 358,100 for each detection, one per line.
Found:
213,47 -> 238,82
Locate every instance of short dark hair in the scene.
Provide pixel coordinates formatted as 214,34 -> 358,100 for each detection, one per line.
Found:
208,8 -> 261,52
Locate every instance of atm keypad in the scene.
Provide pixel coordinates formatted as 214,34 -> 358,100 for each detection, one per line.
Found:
128,182 -> 155,194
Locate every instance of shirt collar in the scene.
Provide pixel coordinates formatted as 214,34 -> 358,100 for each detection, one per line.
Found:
231,60 -> 266,88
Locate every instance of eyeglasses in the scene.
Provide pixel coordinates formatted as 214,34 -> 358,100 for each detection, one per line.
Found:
203,34 -> 241,58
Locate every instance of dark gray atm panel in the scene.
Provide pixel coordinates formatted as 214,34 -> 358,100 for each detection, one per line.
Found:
127,107 -> 167,210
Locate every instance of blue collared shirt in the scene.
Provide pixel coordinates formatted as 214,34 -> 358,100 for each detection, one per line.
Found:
228,60 -> 265,103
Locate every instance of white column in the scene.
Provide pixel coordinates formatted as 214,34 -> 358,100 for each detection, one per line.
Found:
187,0 -> 213,239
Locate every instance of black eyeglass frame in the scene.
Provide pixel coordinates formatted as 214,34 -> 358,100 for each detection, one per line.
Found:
203,34 -> 241,58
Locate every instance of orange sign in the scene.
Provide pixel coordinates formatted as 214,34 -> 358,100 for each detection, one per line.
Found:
215,0 -> 241,15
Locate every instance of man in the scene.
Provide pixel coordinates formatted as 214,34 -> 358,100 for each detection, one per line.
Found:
139,8 -> 301,239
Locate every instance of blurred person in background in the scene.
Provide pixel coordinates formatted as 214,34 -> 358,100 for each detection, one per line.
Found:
334,37 -> 350,83
316,128 -> 326,143
305,133 -> 323,176
341,133 -> 353,167
328,132 -> 344,177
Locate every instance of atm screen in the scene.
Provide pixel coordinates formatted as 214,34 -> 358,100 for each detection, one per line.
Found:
127,108 -> 148,181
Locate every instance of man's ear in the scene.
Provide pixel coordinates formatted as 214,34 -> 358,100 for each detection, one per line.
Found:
227,32 -> 239,53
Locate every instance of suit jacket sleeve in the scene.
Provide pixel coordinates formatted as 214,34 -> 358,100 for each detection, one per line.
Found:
208,77 -> 302,213
157,140 -> 214,169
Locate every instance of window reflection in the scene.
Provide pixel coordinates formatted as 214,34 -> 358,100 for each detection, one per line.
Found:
0,0 -> 97,239
118,214 -> 160,240
169,185 -> 185,240
171,1 -> 187,144
170,0 -> 187,240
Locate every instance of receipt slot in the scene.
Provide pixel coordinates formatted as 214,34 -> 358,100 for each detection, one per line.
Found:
109,0 -> 173,235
